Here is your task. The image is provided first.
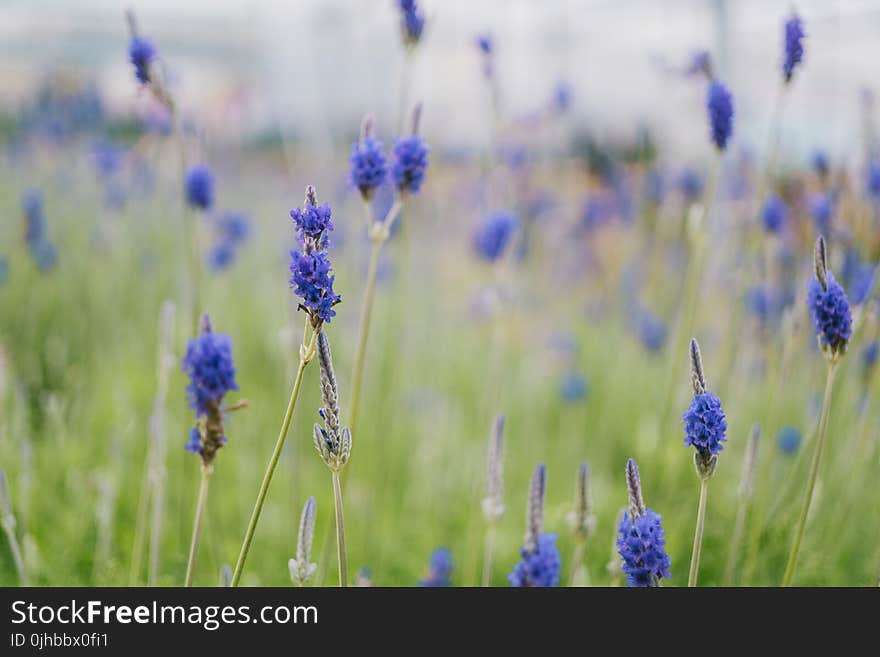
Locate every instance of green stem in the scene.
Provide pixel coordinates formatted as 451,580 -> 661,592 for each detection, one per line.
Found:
184,465 -> 212,587
348,238 -> 383,436
1,519 -> 27,586
569,541 -> 585,588
231,330 -> 317,587
481,524 -> 496,587
332,471 -> 348,587
722,490 -> 749,586
782,360 -> 838,586
688,477 -> 710,587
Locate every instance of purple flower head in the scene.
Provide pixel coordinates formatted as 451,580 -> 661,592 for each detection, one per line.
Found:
290,202 -> 334,247
289,250 -> 341,325
842,249 -> 876,306
863,340 -> 879,370
810,194 -> 834,236
418,548 -> 453,587
398,0 -> 425,46
181,330 -> 239,418
636,310 -> 667,353
185,427 -> 202,455
560,371 -> 589,402
813,150 -> 830,179
807,271 -> 852,354
22,189 -> 45,246
508,533 -> 561,587
392,135 -> 430,194
216,211 -> 251,245
129,36 -> 156,84
867,159 -> 880,201
683,391 -> 728,455
679,168 -> 704,203
761,193 -> 787,234
349,136 -> 388,200
783,14 -> 805,83
552,82 -> 572,113
706,80 -> 734,151
185,164 -> 215,211
686,49 -> 713,78
474,211 -> 518,262
92,140 -> 125,179
777,426 -> 802,455
617,510 -> 672,587
207,240 -> 236,272
476,33 -> 493,55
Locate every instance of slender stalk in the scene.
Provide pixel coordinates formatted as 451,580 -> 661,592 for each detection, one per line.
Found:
481,525 -> 496,587
722,493 -> 749,586
569,541 -> 586,587
231,329 -> 317,587
348,238 -> 383,435
782,361 -> 838,586
184,465 -> 212,586
688,477 -> 710,587
128,452 -> 151,585
332,472 -> 348,587
396,49 -> 413,137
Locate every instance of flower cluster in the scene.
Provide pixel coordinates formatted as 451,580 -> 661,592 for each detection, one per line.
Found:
616,510 -> 672,587
22,189 -> 58,272
208,211 -> 251,272
185,164 -> 215,211
349,136 -> 388,200
761,194 -> 788,234
312,330 -> 351,472
419,548 -> 453,587
508,534 -> 561,587
181,316 -> 239,465
683,392 -> 728,456
398,0 -> 425,47
777,426 -> 802,455
867,159 -> 880,201
807,271 -> 852,356
783,14 -> 805,83
706,80 -> 734,151
289,188 -> 341,326
810,194 -> 834,236
129,36 -> 156,85
473,211 -> 518,262
679,168 -> 704,202
635,310 -> 668,353
392,135 -> 430,194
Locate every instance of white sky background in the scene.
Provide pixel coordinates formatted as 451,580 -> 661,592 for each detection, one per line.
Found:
1,0 -> 879,162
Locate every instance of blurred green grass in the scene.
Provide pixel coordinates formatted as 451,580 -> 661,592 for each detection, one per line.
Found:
0,145 -> 878,587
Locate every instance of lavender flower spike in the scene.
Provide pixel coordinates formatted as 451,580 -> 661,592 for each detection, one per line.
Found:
617,459 -> 672,587
682,338 -> 727,478
807,235 -> 852,360
289,497 -> 318,586
508,463 -> 561,587
783,13 -> 805,84
482,415 -> 505,523
567,461 -> 596,541
392,103 -> 430,195
707,80 -> 734,151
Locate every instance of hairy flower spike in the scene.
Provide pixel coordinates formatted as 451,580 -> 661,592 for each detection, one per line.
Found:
482,415 -> 505,523
392,106 -> 429,194
525,463 -> 546,552
129,35 -> 156,85
508,534 -> 561,587
783,13 -> 805,84
617,510 -> 672,587
814,234 -> 828,290
683,338 -> 726,477
398,0 -> 425,48
625,458 -> 646,520
567,461 -> 596,541
689,337 -> 707,395
706,80 -> 734,151
350,115 -> 388,201
313,331 -> 351,472
289,497 -> 318,586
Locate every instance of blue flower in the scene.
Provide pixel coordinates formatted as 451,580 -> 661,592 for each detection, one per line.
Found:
813,150 -> 829,178
31,240 -> 58,272
290,202 -> 334,246
185,164 -> 215,211
181,332 -> 239,418
349,136 -> 388,199
392,135 -> 430,194
842,249 -> 876,306
863,340 -> 879,370
22,189 -> 45,246
783,14 -> 805,83
686,50 -> 712,78
185,427 -> 202,455
129,36 -> 156,84
683,391 -> 728,455
552,82 -> 572,113
811,194 -> 834,236
398,0 -> 425,46
560,371 -> 588,402
807,271 -> 852,353
777,426 -> 802,455
474,211 -> 518,262
745,285 -> 775,323
289,250 -> 341,325
419,548 -> 453,587
706,80 -> 734,151
508,533 -> 561,587
92,140 -> 125,179
761,194 -> 787,234
679,168 -> 704,202
636,310 -> 667,353
476,33 -> 493,55
207,240 -> 236,272
216,211 -> 251,245
616,510 -> 672,587
867,159 -> 880,201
